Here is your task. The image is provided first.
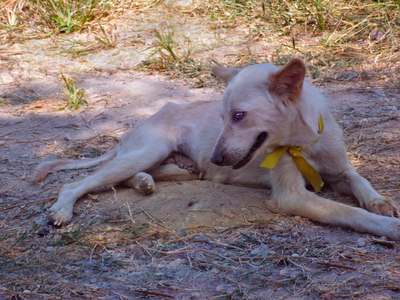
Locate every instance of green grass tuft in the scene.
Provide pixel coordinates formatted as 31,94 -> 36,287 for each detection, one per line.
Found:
35,0 -> 110,34
60,73 -> 88,110
0,0 -> 112,34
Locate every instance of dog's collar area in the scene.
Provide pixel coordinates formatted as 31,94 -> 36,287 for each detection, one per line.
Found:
259,114 -> 324,193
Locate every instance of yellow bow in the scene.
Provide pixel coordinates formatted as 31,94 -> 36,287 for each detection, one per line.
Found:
260,114 -> 324,193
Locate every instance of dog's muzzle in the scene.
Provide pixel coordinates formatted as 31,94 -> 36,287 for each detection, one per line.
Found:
232,131 -> 268,169
210,152 -> 225,166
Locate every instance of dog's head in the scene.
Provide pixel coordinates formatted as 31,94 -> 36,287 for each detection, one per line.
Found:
211,59 -> 323,169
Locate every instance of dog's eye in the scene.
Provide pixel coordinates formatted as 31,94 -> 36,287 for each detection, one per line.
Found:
233,112 -> 246,122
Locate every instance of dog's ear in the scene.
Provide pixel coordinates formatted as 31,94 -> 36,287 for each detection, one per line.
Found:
268,59 -> 306,105
212,66 -> 241,85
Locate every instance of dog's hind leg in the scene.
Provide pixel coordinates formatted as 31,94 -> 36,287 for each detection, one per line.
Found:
267,154 -> 400,240
122,164 -> 199,195
149,164 -> 199,181
122,152 -> 200,194
122,172 -> 156,195
329,165 -> 400,218
31,148 -> 118,182
49,145 -> 171,225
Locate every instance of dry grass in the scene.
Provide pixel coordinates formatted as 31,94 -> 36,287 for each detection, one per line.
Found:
189,0 -> 400,87
1,214 -> 400,298
1,0 -> 399,87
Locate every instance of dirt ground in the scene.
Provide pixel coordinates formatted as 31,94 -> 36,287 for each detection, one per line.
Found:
1,6 -> 400,299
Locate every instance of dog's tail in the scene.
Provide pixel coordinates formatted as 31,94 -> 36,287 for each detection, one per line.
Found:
31,148 -> 118,182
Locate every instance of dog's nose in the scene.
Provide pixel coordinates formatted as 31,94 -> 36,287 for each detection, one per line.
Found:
211,153 -> 224,166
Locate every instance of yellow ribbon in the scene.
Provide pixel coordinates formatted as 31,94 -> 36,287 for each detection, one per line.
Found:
260,114 -> 324,193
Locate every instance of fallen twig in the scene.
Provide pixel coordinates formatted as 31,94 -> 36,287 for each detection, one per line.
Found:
316,261 -> 357,270
133,288 -> 175,298
8,263 -> 57,272
0,197 -> 56,211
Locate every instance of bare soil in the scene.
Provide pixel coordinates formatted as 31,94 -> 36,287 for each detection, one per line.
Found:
1,10 -> 400,300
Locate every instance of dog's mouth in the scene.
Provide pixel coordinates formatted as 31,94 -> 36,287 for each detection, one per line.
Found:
232,131 -> 268,170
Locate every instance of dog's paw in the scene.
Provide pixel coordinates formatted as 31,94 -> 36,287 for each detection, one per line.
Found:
134,172 -> 156,195
376,216 -> 400,240
48,203 -> 73,226
173,153 -> 200,175
365,197 -> 400,218
186,165 -> 200,174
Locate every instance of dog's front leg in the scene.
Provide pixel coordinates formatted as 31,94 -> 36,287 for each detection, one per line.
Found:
266,154 -> 400,240
330,166 -> 400,218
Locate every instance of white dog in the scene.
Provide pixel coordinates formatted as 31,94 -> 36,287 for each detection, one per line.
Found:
32,59 -> 400,239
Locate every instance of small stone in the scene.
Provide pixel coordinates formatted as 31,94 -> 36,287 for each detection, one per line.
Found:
280,268 -> 300,278
192,235 -> 209,242
372,264 -> 383,272
37,227 -> 49,236
216,285 -> 227,292
23,290 -> 31,293
369,29 -> 384,41
250,248 -> 261,256
89,277 -> 98,283
106,243 -> 118,249
250,244 -> 269,256
279,268 -> 291,277
190,292 -> 201,299
356,238 -> 366,247
211,267 -> 220,275
174,0 -> 196,7
167,259 -> 183,269
173,227 -> 187,237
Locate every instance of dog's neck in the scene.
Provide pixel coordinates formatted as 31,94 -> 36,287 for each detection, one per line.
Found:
283,111 -> 321,147
285,83 -> 325,147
